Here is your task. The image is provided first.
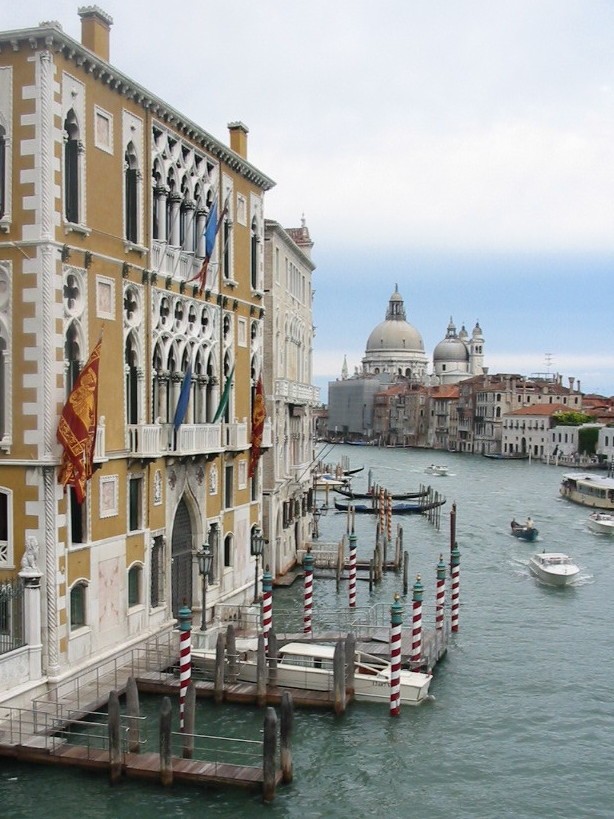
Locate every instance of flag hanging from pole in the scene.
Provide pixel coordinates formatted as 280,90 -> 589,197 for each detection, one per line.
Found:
189,192 -> 230,294
173,364 -> 193,430
212,365 -> 235,424
248,374 -> 266,478
57,337 -> 102,504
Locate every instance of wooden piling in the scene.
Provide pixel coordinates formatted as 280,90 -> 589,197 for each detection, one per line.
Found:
262,707 -> 277,803
268,630 -> 278,689
125,676 -> 140,754
333,640 -> 346,715
280,691 -> 294,784
182,682 -> 196,759
403,550 -> 409,596
256,633 -> 267,707
369,558 -> 374,593
107,689 -> 121,784
345,632 -> 356,698
214,632 -> 225,704
226,623 -> 238,682
159,696 -> 173,787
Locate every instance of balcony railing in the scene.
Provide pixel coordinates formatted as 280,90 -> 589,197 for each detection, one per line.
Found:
274,379 -> 320,406
262,418 -> 273,448
225,421 -> 248,450
127,423 -> 223,458
152,242 -> 197,283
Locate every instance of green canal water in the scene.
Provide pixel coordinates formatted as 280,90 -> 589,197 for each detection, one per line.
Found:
1,446 -> 612,818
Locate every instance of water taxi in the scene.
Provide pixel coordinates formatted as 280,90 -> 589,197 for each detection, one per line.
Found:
559,473 -> 614,510
528,552 -> 580,587
587,512 -> 614,535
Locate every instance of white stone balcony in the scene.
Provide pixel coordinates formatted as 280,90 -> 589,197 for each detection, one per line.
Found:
127,423 -> 223,458
262,418 -> 273,448
127,423 -> 163,458
224,421 -> 248,450
274,379 -> 320,406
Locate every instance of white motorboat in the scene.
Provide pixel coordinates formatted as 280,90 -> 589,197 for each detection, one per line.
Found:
193,640 -> 432,706
528,552 -> 580,587
425,464 -> 449,476
587,512 -> 614,535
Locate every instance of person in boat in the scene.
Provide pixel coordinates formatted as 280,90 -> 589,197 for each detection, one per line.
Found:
526,516 -> 534,529
511,518 -> 518,529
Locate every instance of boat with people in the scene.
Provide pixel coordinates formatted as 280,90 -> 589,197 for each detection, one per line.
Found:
192,640 -> 433,706
587,512 -> 614,535
334,498 -> 446,515
425,464 -> 449,476
334,486 -> 430,501
528,552 -> 580,587
560,472 -> 614,510
511,518 -> 539,542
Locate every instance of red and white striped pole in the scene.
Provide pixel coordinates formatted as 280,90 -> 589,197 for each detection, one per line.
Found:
410,575 -> 424,669
389,594 -> 403,717
303,548 -> 314,635
436,554 -> 446,631
348,516 -> 357,609
178,604 -> 192,731
262,565 -> 273,655
379,487 -> 385,536
451,544 -> 461,633
386,492 -> 392,544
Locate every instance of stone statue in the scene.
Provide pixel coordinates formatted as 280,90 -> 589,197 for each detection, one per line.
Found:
20,535 -> 41,575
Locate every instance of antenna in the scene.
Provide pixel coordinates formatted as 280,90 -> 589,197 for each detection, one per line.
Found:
545,352 -> 553,372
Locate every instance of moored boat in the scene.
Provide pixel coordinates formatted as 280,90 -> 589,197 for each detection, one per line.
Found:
334,498 -> 446,515
528,552 -> 580,587
334,486 -> 429,501
587,512 -> 614,535
560,472 -> 614,510
193,641 -> 432,706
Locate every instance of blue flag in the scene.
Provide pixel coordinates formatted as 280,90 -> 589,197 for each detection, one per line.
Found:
173,365 -> 192,430
204,200 -> 218,259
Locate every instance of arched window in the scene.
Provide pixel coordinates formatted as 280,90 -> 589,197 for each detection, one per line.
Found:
128,564 -> 143,607
64,322 -> 81,398
0,488 -> 11,566
64,110 -> 80,224
250,217 -> 258,289
70,582 -> 87,630
224,533 -> 233,568
0,335 -> 6,440
125,333 -> 139,425
222,215 -> 231,279
125,142 -> 138,243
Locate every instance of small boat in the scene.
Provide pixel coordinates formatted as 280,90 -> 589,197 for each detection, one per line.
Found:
560,472 -> 614,510
334,486 -> 430,501
528,552 -> 580,587
587,512 -> 614,535
425,464 -> 449,476
313,474 -> 350,489
193,641 -> 432,706
511,519 -> 539,542
483,452 -> 530,461
334,498 -> 446,515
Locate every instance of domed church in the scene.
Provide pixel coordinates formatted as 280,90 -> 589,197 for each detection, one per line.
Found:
432,317 -> 485,384
362,285 -> 429,381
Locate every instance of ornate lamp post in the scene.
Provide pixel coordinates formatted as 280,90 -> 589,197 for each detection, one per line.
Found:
197,543 -> 213,631
250,526 -> 265,603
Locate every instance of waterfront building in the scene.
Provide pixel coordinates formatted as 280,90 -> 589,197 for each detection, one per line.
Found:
262,218 -> 318,577
0,9 -> 276,705
502,404 -> 569,457
427,385 -> 460,451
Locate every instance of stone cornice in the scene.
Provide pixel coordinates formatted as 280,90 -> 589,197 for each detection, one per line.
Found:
0,24 -> 276,192
264,219 -> 316,271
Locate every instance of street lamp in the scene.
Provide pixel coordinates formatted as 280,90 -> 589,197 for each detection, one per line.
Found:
197,543 -> 213,631
250,526 -> 265,603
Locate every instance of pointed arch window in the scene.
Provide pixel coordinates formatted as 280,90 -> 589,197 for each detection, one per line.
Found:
64,110 -> 80,224
125,142 -> 138,243
125,333 -> 139,425
250,217 -> 258,289
0,335 -> 6,441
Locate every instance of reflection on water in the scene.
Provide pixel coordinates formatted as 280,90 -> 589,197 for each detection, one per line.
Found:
2,446 -> 612,818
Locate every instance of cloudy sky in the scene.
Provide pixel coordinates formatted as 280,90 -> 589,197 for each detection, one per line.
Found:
7,2 -> 614,398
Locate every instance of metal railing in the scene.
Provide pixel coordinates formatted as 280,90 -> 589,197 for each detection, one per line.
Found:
170,730 -> 262,770
0,578 -> 25,655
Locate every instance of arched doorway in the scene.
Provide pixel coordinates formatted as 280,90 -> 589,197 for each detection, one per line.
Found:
171,497 -> 193,617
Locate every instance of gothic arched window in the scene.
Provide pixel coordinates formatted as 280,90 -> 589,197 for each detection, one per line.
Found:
64,110 -> 80,224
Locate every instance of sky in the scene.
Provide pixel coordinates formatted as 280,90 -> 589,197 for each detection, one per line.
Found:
6,1 -> 614,399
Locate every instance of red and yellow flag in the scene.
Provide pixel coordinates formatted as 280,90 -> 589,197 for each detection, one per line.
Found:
57,337 -> 102,504
248,374 -> 266,478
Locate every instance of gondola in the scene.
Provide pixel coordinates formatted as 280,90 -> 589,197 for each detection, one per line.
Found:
334,487 -> 429,501
334,498 -> 446,515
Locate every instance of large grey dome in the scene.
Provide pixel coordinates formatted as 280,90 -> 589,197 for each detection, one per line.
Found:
365,287 -> 424,353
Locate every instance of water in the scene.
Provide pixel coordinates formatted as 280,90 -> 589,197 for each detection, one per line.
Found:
2,446 -> 612,818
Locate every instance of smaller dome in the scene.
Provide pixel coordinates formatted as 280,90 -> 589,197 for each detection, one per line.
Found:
433,337 -> 469,362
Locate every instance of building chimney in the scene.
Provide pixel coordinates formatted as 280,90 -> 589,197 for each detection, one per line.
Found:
228,121 -> 249,159
569,377 -> 575,390
78,6 -> 113,62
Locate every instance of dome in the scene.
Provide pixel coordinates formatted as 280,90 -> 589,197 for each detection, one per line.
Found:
433,317 -> 468,363
365,286 -> 424,353
433,337 -> 469,362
